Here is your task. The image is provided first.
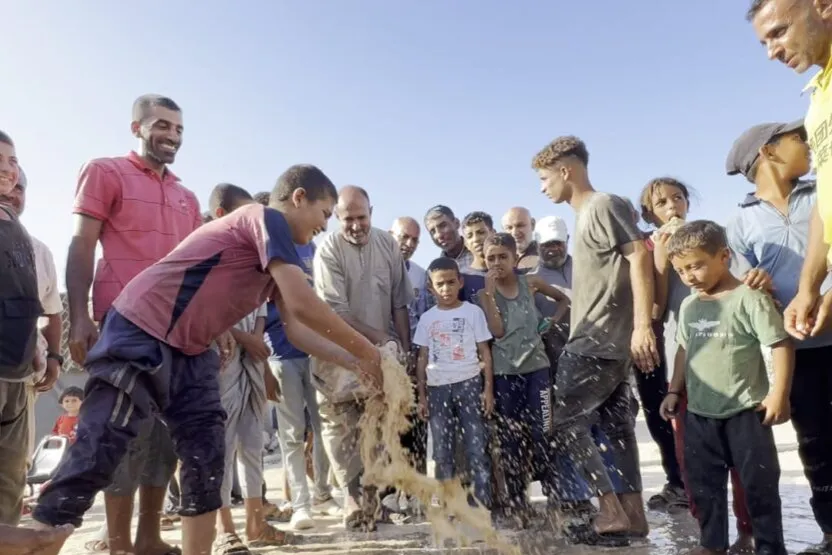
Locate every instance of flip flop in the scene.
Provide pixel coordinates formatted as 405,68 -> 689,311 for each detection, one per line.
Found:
84,540 -> 108,553
214,533 -> 251,555
564,525 -> 630,548
247,524 -> 294,547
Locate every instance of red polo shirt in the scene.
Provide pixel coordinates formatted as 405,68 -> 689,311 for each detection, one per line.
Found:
73,151 -> 202,321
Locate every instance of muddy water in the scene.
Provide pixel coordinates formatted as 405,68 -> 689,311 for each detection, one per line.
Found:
53,418 -> 818,555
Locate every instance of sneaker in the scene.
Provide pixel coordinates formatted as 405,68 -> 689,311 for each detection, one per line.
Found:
312,496 -> 342,516
290,508 -> 316,530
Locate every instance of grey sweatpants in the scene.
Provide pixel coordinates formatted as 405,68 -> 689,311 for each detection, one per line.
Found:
0,381 -> 29,525
270,357 -> 331,511
317,394 -> 364,490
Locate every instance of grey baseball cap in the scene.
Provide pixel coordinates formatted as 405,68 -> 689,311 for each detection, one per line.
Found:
725,120 -> 807,182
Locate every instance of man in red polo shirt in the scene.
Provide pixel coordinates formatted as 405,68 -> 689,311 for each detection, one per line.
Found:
65,94 -> 201,555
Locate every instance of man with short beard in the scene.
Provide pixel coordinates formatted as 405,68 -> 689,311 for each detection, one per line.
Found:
424,205 -> 474,273
64,94 -> 201,555
751,3 -> 832,552
313,186 -> 413,530
501,207 -> 539,273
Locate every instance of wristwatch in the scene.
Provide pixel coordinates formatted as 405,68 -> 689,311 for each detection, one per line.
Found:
46,352 -> 65,366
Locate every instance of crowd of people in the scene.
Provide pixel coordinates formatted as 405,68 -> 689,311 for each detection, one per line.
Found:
2,1 -> 832,555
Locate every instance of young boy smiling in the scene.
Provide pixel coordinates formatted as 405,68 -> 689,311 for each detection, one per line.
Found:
660,220 -> 793,555
27,164 -> 382,555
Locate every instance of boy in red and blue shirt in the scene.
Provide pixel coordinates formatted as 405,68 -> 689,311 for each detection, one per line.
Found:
29,165 -> 382,555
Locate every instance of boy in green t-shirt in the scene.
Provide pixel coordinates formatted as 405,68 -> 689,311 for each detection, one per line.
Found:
659,220 -> 793,555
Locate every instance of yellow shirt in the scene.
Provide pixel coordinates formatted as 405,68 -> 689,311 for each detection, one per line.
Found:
805,47 -> 832,265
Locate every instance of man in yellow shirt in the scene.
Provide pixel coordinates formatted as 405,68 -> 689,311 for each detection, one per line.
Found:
751,0 -> 832,336
751,3 -> 832,554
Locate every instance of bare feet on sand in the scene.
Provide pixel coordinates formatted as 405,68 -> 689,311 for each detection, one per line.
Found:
0,523 -> 73,555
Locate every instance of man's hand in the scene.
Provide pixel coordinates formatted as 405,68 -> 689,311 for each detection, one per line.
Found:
482,388 -> 495,417
631,324 -> 660,373
216,331 -> 236,368
356,350 -> 384,394
68,315 -> 99,365
757,392 -> 791,426
417,394 -> 429,422
236,332 -> 270,362
264,367 -> 281,402
35,359 -> 60,393
743,268 -> 775,294
783,289 -> 821,340
659,393 -> 679,421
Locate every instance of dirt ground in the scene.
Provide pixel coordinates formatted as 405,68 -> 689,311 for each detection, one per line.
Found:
47,416 -> 816,555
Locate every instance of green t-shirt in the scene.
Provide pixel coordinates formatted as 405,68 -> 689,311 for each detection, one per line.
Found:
676,284 -> 788,419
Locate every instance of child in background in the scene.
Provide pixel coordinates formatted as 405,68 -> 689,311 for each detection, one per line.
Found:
415,257 -> 494,511
660,220 -> 792,555
458,212 -> 494,301
208,183 -> 288,551
479,233 -> 570,526
52,387 -> 83,444
637,177 -> 692,512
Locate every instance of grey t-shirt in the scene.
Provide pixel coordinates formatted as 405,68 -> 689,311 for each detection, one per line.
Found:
662,270 -> 690,377
565,193 -> 644,361
531,256 -> 572,319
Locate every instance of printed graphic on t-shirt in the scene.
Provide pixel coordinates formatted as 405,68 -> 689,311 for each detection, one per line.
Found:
429,317 -> 468,363
688,319 -> 720,333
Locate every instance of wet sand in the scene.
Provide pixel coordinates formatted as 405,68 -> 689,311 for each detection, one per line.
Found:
45,416 -> 816,555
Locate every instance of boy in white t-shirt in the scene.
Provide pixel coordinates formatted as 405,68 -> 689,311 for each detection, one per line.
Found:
415,257 -> 493,510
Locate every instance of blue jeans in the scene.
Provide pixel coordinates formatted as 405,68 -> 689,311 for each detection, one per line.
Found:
427,375 -> 491,509
549,426 -> 625,503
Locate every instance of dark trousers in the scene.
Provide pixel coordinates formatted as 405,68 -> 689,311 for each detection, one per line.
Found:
634,339 -> 684,489
551,352 -> 642,496
684,409 -> 785,555
33,311 -> 227,528
402,413 -> 427,475
792,345 -> 832,533
494,367 -> 555,510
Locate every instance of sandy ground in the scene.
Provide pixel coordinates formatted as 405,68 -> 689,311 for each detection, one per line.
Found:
45,416 -> 817,555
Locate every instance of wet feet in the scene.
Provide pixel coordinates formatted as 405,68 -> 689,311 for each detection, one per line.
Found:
647,483 -> 689,513
798,539 -> 832,555
2,522 -> 74,555
727,534 -> 754,555
686,546 -> 727,555
135,539 -> 182,555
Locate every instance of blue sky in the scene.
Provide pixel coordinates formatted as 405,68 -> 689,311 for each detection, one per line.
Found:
2,1 -> 814,279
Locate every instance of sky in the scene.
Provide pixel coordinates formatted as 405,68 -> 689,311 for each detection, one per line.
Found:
1,1 -> 816,282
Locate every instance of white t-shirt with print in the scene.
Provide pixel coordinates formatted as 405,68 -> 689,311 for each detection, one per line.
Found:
413,301 -> 492,387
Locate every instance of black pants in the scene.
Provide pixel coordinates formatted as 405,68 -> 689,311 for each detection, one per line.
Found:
793,345 -> 832,534
401,413 -> 427,475
634,335 -> 684,489
684,410 -> 785,555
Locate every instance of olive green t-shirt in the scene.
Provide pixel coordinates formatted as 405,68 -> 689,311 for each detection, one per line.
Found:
677,284 -> 788,419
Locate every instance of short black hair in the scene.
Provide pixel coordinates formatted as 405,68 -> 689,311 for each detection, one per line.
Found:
271,164 -> 337,204
0,130 -> 14,147
666,220 -> 729,259
485,232 -> 517,254
201,211 -> 214,224
746,0 -> 772,21
132,94 -> 182,122
427,257 -> 460,276
461,211 -> 494,230
209,183 -> 253,214
59,386 -> 84,403
253,191 -> 271,206
424,205 -> 455,222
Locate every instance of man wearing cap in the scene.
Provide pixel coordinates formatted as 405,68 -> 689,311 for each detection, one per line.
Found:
726,119 -> 832,553
3,167 -> 63,467
501,207 -> 539,273
530,216 -> 571,320
423,205 -> 474,273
